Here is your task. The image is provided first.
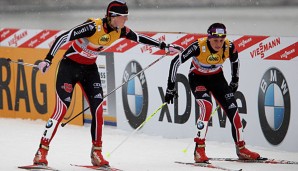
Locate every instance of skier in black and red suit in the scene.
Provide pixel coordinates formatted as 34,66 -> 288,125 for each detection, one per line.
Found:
33,0 -> 183,167
164,22 -> 261,163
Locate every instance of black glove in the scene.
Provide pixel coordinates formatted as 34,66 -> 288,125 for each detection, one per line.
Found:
229,77 -> 239,93
165,88 -> 178,104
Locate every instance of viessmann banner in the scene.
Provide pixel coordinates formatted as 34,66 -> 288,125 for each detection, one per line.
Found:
0,28 -> 297,152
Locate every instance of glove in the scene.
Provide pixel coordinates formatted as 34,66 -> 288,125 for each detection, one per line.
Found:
165,88 -> 178,104
38,59 -> 51,74
229,77 -> 239,93
165,44 -> 184,55
160,42 -> 184,55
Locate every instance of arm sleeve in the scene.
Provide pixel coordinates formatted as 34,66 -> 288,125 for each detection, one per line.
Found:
122,27 -> 161,48
229,41 -> 240,80
45,20 -> 97,61
167,41 -> 200,89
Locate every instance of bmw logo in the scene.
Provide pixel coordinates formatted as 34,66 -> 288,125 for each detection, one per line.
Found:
197,121 -> 205,130
122,61 -> 148,129
258,67 -> 291,145
46,119 -> 53,128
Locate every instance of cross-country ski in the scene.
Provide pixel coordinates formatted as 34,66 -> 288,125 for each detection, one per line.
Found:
70,164 -> 123,171
18,164 -> 59,171
175,161 -> 242,171
209,157 -> 298,165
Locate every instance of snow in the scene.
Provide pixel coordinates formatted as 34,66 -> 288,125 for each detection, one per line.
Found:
1,118 -> 298,171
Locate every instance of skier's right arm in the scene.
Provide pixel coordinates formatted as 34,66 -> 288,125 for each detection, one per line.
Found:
165,41 -> 200,104
38,20 -> 96,73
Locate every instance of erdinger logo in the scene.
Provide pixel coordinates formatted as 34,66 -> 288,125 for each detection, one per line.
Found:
258,67 -> 291,145
122,61 -> 148,129
207,54 -> 220,64
98,34 -> 110,45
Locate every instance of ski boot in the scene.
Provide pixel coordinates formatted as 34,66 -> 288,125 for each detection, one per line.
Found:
91,143 -> 109,166
33,144 -> 49,166
194,138 -> 209,163
236,141 -> 260,160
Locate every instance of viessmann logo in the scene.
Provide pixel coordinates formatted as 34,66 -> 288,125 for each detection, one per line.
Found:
258,67 -> 291,145
122,60 -> 148,129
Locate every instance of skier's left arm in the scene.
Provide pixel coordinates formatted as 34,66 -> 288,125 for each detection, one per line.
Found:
229,41 -> 240,93
122,27 -> 184,54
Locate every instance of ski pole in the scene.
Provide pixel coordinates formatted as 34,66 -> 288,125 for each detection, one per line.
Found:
106,102 -> 167,158
61,53 -> 169,127
6,58 -> 39,68
182,105 -> 220,154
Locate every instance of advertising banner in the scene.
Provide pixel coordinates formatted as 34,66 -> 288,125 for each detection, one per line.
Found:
0,28 -> 83,125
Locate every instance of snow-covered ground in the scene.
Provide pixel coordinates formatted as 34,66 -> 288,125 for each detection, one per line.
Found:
1,118 -> 298,171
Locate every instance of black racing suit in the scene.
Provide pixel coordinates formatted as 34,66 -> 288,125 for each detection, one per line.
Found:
40,18 -> 165,147
167,37 -> 243,143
